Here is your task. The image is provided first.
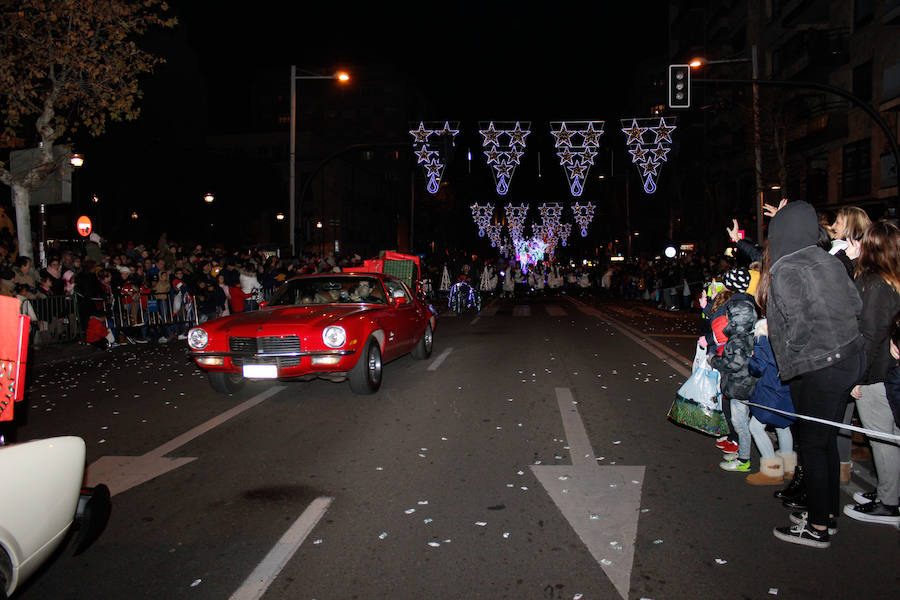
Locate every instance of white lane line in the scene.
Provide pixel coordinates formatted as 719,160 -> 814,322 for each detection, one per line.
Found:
427,347 -> 453,371
555,387 -> 596,467
229,496 -> 333,600
87,386 -> 286,496
564,297 -> 691,377
146,386 -> 285,458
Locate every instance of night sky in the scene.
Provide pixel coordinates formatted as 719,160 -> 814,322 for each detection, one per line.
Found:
65,2 -> 671,244
182,1 -> 670,118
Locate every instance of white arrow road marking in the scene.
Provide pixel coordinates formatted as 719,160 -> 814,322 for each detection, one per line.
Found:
427,347 -> 453,371
532,388 -> 644,600
229,496 -> 332,600
86,386 -> 285,496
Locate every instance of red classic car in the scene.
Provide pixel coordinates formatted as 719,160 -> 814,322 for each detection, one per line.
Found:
187,273 -> 436,394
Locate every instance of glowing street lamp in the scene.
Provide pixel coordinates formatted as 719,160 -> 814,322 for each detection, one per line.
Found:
276,212 -> 285,220
289,66 -> 351,256
204,192 -> 215,204
70,153 -> 84,168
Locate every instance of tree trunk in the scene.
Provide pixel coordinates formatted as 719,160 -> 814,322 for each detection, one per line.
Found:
12,184 -> 35,261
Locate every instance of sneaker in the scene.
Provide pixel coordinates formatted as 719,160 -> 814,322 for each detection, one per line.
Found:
158,336 -> 170,344
715,437 -> 730,449
843,501 -> 900,525
773,520 -> 830,548
853,490 -> 877,505
720,458 -> 751,472
134,338 -> 149,344
722,451 -> 738,461
719,440 -> 739,454
790,511 -> 837,535
177,333 -> 188,340
124,335 -> 136,344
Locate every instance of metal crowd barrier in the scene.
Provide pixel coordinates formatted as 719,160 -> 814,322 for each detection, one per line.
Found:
27,295 -> 81,342
102,292 -> 199,338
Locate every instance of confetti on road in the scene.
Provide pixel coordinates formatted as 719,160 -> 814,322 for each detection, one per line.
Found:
768,589 -> 779,596
427,542 -> 440,548
715,558 -> 727,565
653,539 -> 664,544
404,508 -> 416,515
474,521 -> 487,527
313,539 -> 323,544
378,532 -> 388,540
190,579 -> 201,587
600,558 -> 612,566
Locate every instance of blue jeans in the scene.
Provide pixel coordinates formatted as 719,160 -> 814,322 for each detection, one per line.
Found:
730,399 -> 751,461
749,416 -> 793,460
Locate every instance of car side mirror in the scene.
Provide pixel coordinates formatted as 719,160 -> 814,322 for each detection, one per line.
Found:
391,290 -> 408,306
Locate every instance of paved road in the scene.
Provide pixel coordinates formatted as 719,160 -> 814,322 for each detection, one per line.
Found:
13,294 -> 898,599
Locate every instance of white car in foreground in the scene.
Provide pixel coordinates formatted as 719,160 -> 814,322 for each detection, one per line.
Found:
0,436 -> 110,597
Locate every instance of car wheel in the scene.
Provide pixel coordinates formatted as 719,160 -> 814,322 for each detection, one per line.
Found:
349,337 -> 382,394
208,371 -> 245,395
411,323 -> 433,360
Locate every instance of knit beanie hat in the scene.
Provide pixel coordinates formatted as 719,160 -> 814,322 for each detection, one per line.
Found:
723,267 -> 751,292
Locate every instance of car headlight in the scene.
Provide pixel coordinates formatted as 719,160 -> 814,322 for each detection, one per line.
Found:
322,326 -> 346,348
187,328 -> 209,350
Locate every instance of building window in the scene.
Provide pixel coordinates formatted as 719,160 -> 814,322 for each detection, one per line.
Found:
842,138 -> 871,197
852,61 -> 873,102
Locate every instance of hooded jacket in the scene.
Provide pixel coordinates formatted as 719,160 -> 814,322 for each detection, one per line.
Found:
708,292 -> 758,399
767,201 -> 862,380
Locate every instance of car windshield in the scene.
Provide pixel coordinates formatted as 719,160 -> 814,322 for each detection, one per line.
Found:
267,276 -> 387,306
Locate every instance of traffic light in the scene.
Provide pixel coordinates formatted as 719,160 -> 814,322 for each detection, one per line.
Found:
668,64 -> 691,108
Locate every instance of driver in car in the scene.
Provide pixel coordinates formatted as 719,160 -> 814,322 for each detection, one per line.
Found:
351,280 -> 373,302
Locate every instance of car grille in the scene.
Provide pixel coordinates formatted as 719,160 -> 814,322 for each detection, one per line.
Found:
228,335 -> 302,368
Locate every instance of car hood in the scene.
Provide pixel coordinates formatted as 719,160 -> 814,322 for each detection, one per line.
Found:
204,305 -> 376,334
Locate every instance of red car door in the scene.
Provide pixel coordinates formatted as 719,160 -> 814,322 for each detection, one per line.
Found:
381,278 -> 420,357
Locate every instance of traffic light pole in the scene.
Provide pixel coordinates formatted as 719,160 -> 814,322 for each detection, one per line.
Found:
694,76 -> 900,218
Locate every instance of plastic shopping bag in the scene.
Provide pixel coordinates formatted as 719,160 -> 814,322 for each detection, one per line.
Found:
667,343 -> 730,436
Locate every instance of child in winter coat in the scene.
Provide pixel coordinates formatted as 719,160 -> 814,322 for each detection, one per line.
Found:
746,318 -> 797,485
707,267 -> 759,472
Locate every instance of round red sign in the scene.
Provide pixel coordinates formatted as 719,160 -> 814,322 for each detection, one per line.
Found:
76,215 -> 92,237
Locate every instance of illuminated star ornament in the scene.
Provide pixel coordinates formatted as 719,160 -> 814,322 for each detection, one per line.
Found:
479,121 -> 531,195
550,121 -> 605,196
504,203 -> 529,243
572,202 -> 595,237
620,117 -> 676,194
409,121 -> 459,194
470,203 -> 495,237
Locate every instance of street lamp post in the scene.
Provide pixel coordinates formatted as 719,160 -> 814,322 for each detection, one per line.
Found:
690,44 -> 764,242
289,66 -> 349,257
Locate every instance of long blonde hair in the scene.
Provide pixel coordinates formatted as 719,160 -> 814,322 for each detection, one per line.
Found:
835,206 -> 871,241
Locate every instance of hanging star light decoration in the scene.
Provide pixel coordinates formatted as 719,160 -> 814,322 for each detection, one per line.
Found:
557,223 -> 572,247
572,202 -> 595,237
479,121 -> 531,195
470,203 -> 495,237
550,121 -> 605,197
409,120 -> 459,194
504,203 -> 529,243
538,202 -> 564,231
620,117 -> 676,194
485,223 -> 503,248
